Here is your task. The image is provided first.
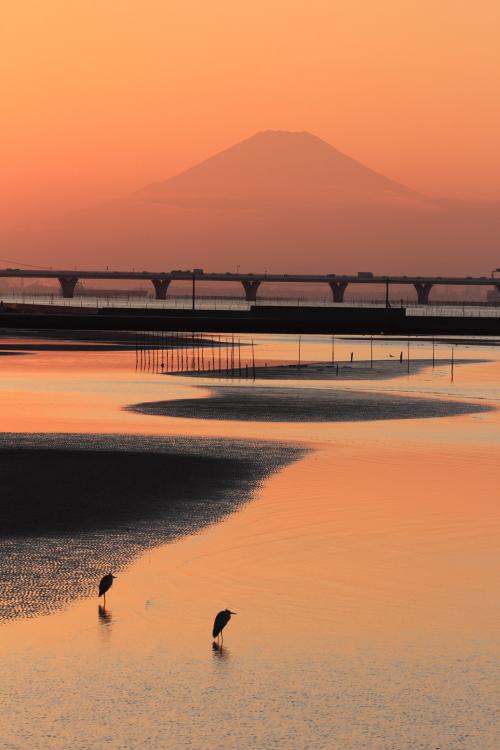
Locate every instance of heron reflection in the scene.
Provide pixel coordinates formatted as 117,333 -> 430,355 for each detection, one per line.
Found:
98,604 -> 112,626
212,641 -> 231,659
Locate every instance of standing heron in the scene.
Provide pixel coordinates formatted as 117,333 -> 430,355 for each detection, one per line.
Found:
212,608 -> 236,644
98,573 -> 116,607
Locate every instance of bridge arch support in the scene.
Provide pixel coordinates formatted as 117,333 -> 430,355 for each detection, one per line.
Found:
151,278 -> 171,300
58,276 -> 79,298
414,282 -> 433,305
242,280 -> 261,302
328,281 -> 348,303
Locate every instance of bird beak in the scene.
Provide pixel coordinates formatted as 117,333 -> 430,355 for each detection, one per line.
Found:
229,611 -> 237,614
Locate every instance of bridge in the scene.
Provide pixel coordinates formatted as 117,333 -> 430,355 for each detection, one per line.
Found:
1,268 -> 499,304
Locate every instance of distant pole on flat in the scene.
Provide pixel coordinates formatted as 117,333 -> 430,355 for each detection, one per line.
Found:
251,339 -> 256,379
238,339 -> 242,377
385,279 -> 390,309
331,334 -> 335,364
192,271 -> 196,311
407,339 -> 410,374
432,337 -> 435,368
370,335 -> 373,368
451,345 -> 454,382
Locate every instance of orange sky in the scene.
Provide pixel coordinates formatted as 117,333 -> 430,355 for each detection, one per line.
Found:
1,0 -> 499,227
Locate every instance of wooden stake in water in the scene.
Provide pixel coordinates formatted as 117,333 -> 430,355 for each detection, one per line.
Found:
370,335 -> 373,368
238,339 -> 242,377
297,336 -> 302,370
212,338 -> 215,372
251,339 -> 256,379
432,337 -> 435,368
451,345 -> 454,382
407,338 -> 410,374
331,334 -> 335,364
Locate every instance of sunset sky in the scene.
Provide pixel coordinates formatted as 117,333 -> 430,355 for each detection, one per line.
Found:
2,0 -> 499,230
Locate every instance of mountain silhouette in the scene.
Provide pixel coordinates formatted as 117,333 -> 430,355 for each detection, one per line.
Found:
140,130 -> 427,209
3,131 -> 499,275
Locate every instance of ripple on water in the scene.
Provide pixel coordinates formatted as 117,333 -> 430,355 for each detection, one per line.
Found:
0,433 -> 304,621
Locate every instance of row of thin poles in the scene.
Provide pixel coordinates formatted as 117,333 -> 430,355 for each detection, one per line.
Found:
136,331 -> 456,382
298,334 -> 456,380
135,331 -> 257,378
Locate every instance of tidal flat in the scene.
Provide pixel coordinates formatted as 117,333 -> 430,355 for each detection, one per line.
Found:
0,333 -> 499,750
128,383 -> 492,422
0,432 -> 302,620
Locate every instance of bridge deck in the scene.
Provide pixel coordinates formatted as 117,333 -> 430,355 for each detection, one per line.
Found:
0,269 -> 498,285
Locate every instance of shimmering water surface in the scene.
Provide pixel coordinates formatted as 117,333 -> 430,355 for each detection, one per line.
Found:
0,332 -> 499,749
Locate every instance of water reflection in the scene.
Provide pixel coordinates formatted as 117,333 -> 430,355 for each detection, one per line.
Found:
98,605 -> 112,627
212,642 -> 231,661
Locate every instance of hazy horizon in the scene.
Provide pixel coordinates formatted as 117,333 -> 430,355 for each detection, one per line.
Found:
2,2 -> 499,272
2,129 -> 499,275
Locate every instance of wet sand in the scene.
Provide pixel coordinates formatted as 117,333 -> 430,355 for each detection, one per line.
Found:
0,432 -> 302,620
171,357 -> 486,380
0,335 -> 499,749
0,329 -> 218,352
128,384 -> 492,422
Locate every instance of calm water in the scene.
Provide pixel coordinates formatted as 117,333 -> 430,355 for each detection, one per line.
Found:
0,333 -> 499,749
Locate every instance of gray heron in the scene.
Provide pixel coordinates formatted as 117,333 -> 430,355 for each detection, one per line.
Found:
98,573 -> 116,606
212,608 -> 236,644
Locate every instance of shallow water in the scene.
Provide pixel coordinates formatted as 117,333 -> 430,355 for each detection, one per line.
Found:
0,333 -> 499,749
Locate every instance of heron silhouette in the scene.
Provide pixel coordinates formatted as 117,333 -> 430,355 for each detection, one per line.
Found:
212,609 -> 236,645
98,573 -> 116,607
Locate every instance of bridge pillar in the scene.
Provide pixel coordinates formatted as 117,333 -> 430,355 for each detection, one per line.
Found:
58,276 -> 79,298
414,282 -> 433,305
328,281 -> 348,303
151,278 -> 171,300
242,280 -> 261,302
